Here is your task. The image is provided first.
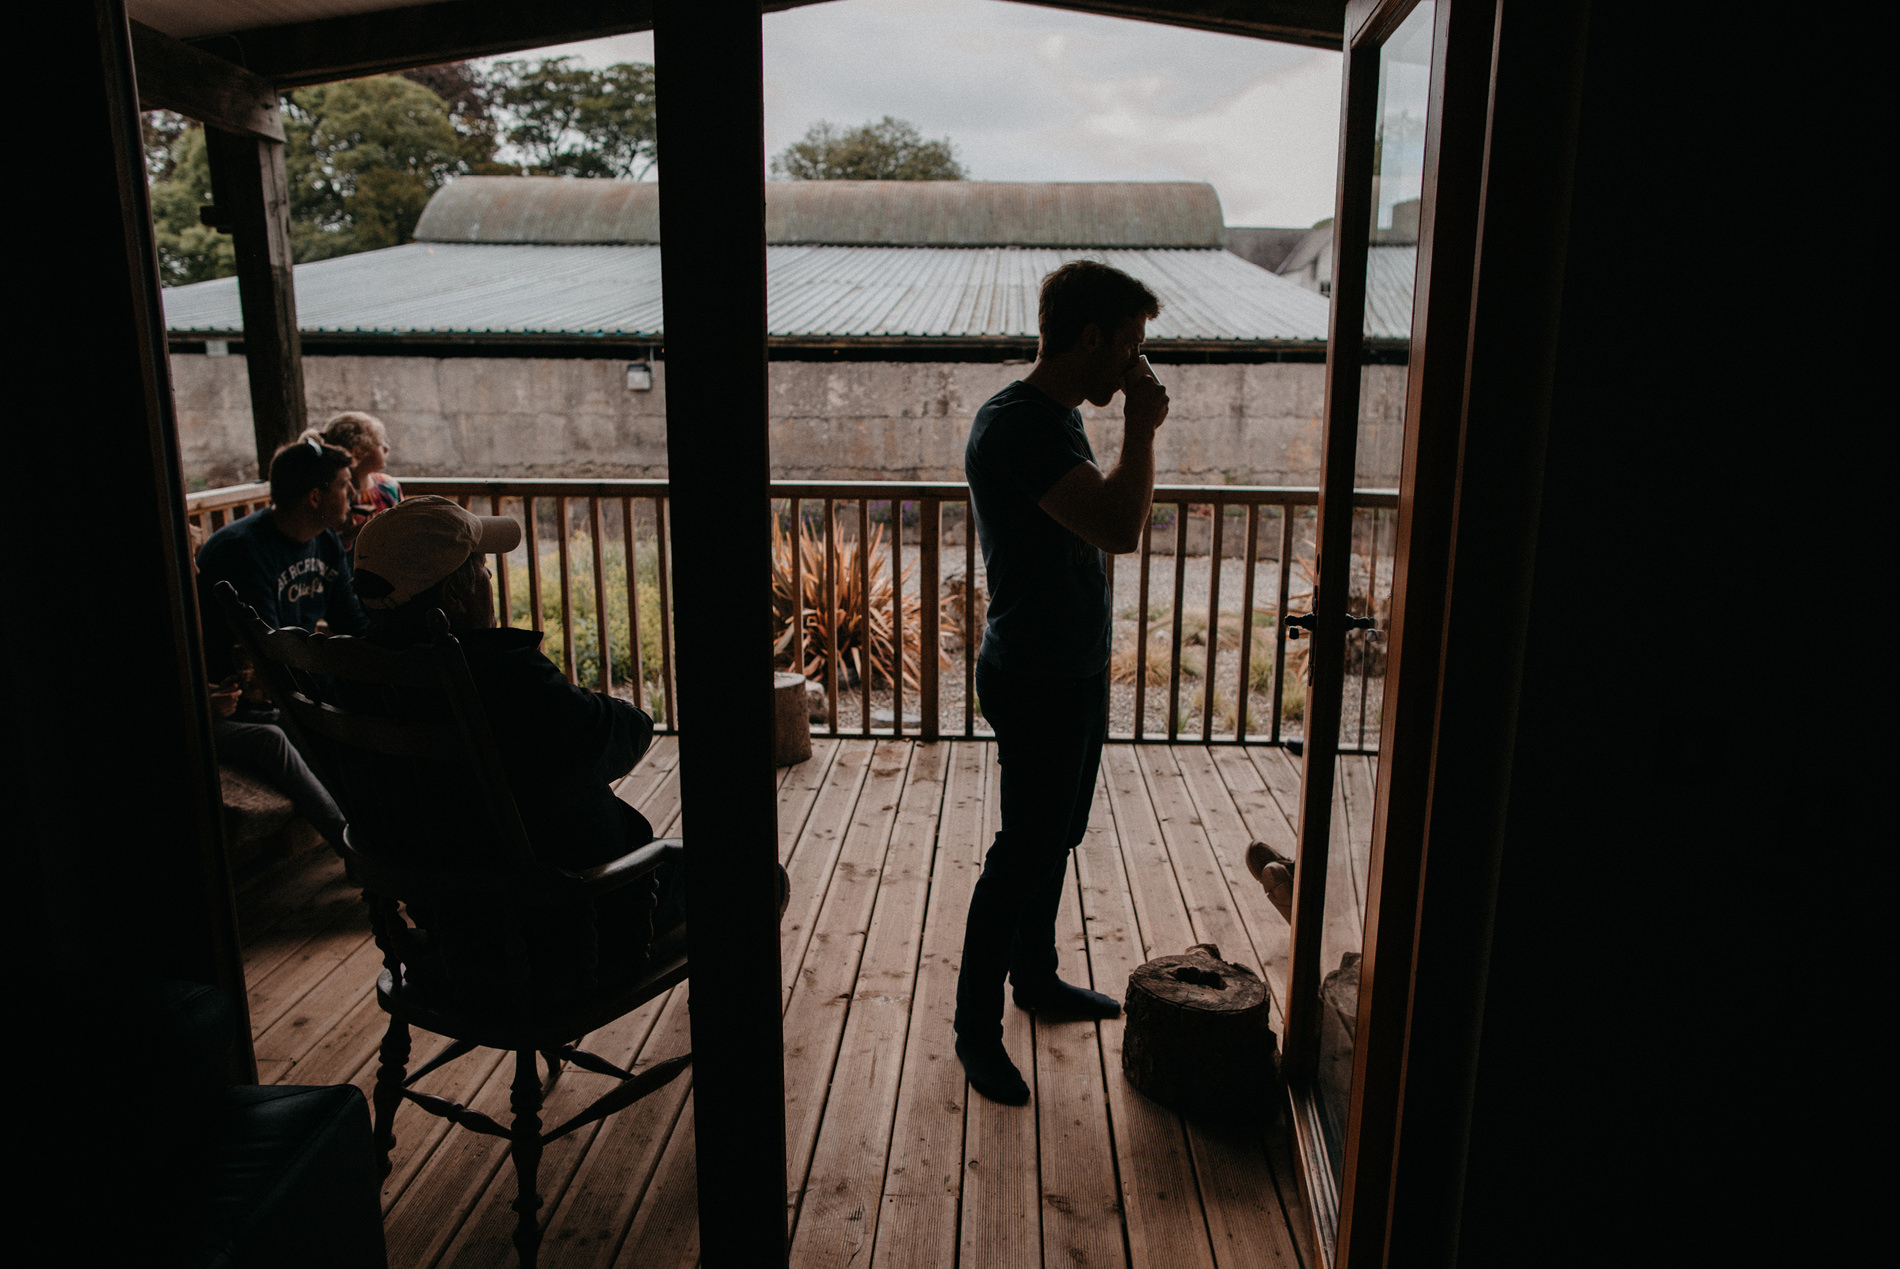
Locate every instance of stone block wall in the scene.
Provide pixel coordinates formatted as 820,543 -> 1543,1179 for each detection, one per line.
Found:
171,353 -> 1405,492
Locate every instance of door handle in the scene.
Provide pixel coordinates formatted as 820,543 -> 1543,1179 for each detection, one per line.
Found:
1283,611 -> 1374,639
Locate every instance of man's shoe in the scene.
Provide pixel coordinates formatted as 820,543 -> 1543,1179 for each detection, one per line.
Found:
956,1037 -> 1030,1105
1012,978 -> 1121,1020
1244,841 -> 1294,923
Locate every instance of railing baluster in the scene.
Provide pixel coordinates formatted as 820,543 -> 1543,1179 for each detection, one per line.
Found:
492,493 -> 512,631
963,498 -> 976,737
187,476 -> 1396,748
891,498 -> 904,737
1168,503 -> 1188,743
921,497 -> 940,742
1204,502 -> 1224,742
858,497 -> 872,737
1236,504 -> 1261,742
791,497 -> 805,697
524,497 -> 544,638
655,496 -> 676,730
1273,505 -> 1295,747
824,498 -> 839,734
554,496 -> 575,681
589,497 -> 610,695
1134,515 -> 1153,741
622,496 -> 645,713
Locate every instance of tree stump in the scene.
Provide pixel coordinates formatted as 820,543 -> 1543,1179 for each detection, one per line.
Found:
1122,943 -> 1277,1121
774,672 -> 813,765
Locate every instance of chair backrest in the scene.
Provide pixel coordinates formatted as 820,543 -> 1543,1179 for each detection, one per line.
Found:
212,582 -> 623,1006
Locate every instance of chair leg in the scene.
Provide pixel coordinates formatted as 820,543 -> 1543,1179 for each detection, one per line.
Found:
373,1016 -> 411,1175
510,1048 -> 546,1268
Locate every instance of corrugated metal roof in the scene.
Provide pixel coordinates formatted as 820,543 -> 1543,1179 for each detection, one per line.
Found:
413,177 -> 1228,248
1364,246 -> 1417,341
162,242 -> 1332,343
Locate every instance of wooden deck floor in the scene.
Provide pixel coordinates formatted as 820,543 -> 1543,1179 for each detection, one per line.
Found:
238,737 -> 1376,1268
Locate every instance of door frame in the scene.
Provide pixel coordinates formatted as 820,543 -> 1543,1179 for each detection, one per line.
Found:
1281,1 -> 1500,1262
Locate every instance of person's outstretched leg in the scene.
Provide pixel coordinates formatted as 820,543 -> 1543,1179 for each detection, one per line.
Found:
216,718 -> 348,850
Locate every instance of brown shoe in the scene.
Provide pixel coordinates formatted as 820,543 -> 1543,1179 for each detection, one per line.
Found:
1244,841 -> 1294,924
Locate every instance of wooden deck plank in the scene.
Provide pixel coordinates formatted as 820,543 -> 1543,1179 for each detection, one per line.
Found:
1100,745 -> 1197,957
612,1089 -> 701,1267
1033,836 -> 1125,1269
436,997 -> 674,1268
236,837 -> 364,978
871,740 -> 989,1269
780,740 -> 878,1008
1187,1122 -> 1306,1269
789,739 -> 947,1267
782,740 -> 915,1235
1135,751 -> 1302,1269
538,988 -> 694,1269
1132,745 -> 1258,969
250,930 -> 381,1067
960,742 -> 1041,1269
1338,755 -> 1376,923
1078,777 -> 1215,1269
381,1046 -> 525,1268
1176,748 -> 1291,1034
240,738 -> 1322,1269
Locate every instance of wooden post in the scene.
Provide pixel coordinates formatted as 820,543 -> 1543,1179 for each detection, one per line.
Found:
653,5 -> 787,1265
204,124 -> 306,476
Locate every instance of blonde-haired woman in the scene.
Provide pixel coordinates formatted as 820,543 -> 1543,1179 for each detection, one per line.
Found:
304,410 -> 400,547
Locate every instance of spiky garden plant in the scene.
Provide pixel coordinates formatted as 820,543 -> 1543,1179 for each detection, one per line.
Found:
770,516 -> 951,693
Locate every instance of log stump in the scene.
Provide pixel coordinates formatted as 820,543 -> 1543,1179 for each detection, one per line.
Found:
774,672 -> 813,766
1122,943 -> 1277,1122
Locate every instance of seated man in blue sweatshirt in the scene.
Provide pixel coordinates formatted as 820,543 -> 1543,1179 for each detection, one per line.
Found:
197,438 -> 367,686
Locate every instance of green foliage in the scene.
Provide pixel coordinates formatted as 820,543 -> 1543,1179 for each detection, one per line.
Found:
147,74 -> 485,283
283,76 -> 475,261
771,116 -> 966,181
507,536 -> 670,721
148,126 -> 233,284
491,57 -> 657,179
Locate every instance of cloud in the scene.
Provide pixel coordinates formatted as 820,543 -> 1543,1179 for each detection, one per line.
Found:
487,0 -> 1342,228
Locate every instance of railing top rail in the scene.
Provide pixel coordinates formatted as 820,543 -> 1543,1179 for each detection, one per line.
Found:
189,476 -> 1399,510
185,482 -> 269,513
401,477 -> 674,497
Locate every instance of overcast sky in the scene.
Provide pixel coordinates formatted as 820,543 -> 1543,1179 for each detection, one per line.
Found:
484,0 -> 1343,229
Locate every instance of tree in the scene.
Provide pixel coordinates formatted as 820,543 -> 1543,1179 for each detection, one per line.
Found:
282,76 -> 475,260
142,60 -> 662,286
147,75 -> 481,283
489,57 -> 657,179
771,116 -> 966,181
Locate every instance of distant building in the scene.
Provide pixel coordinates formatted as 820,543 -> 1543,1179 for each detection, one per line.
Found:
165,179 -> 1405,490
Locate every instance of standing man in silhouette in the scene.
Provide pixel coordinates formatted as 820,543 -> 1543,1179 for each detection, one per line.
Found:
956,260 -> 1168,1104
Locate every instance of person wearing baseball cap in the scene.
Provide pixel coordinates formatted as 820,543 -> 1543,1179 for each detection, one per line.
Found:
351,496 -> 683,965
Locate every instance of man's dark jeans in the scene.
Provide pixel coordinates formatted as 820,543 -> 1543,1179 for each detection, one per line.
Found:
954,655 -> 1109,1045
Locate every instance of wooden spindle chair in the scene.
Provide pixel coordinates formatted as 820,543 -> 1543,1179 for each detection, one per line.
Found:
213,582 -> 691,1268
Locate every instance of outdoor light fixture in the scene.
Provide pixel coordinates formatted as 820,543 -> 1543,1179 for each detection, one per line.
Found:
626,361 -> 653,391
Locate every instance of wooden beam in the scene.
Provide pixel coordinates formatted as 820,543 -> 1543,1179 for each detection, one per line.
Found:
27,0 -> 248,1122
653,5 -> 788,1266
188,0 -> 1340,89
191,0 -> 658,89
1017,0 -> 1345,48
130,19 -> 284,141
204,128 -> 308,474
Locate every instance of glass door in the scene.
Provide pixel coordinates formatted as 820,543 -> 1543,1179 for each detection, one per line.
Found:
1279,1 -> 1437,1261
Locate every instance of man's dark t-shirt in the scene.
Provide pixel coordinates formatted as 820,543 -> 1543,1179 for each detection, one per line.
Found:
964,380 -> 1110,678
196,508 -> 367,679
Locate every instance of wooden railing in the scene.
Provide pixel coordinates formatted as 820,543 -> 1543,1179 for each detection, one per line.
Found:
186,478 -> 1398,749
